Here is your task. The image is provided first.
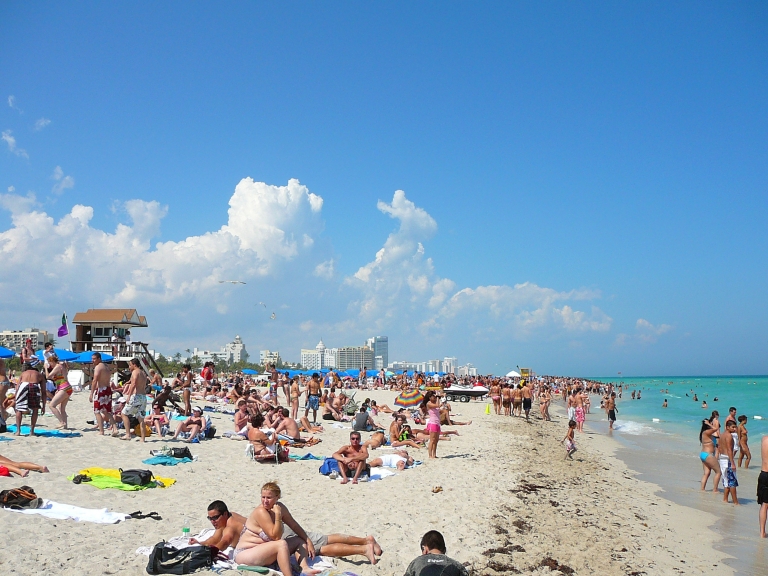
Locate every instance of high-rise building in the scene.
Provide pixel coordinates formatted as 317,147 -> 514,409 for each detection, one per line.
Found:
300,339 -> 338,370
0,328 -> 51,351
442,357 -> 458,375
458,363 -> 477,377
190,335 -> 249,364
336,346 -> 374,371
260,350 -> 280,366
366,336 -> 388,370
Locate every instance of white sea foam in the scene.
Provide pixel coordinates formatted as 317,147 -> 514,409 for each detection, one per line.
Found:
613,420 -> 660,435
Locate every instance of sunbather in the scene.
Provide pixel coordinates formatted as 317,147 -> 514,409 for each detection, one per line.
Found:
145,404 -> 169,437
189,500 -> 246,551
172,407 -> 205,442
369,449 -> 414,470
0,454 -> 49,477
247,413 -> 277,457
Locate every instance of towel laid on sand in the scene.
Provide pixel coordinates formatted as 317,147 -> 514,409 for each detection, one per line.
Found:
142,456 -> 193,466
288,453 -> 323,461
4,499 -> 130,523
0,436 -> 14,441
69,467 -> 176,490
7,425 -> 81,437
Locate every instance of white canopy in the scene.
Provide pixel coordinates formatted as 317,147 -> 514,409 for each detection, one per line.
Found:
506,370 -> 521,377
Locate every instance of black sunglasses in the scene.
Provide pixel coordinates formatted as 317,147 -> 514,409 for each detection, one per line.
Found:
208,513 -> 223,523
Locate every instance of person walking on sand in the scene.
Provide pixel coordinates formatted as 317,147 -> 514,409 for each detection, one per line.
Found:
91,352 -> 118,436
606,393 -> 617,430
521,381 -> 533,423
421,391 -> 442,459
758,436 -> 768,538
120,358 -> 148,442
562,420 -> 577,460
699,419 -> 721,493
737,415 -> 751,468
46,355 -> 72,429
14,363 -> 44,436
719,420 -> 739,504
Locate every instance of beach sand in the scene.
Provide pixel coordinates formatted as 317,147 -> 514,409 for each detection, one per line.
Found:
0,390 -> 731,575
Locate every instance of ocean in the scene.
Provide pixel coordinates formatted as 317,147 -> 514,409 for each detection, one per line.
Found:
585,375 -> 768,575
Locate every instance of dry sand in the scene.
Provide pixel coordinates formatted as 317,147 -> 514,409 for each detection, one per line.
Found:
0,389 -> 731,575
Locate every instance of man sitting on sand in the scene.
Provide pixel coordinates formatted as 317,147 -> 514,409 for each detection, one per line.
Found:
369,449 -> 414,470
333,431 -> 370,484
404,530 -> 468,576
190,500 -> 246,551
273,408 -> 320,446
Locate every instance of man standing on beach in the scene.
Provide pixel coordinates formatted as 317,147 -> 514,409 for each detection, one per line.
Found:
91,352 -> 118,435
121,358 -> 148,442
521,381 -> 532,423
759,436 -> 768,537
305,373 -> 322,424
725,406 -> 737,426
719,420 -> 739,505
606,393 -> 617,430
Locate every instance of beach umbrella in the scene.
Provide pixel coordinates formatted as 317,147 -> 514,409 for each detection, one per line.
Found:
346,369 -> 361,378
241,368 -> 257,375
35,348 -> 79,362
394,389 -> 424,408
0,346 -> 15,359
366,370 -> 378,377
75,351 -> 114,363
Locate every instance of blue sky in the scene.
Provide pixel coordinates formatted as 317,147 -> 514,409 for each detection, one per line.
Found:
1,2 -> 766,376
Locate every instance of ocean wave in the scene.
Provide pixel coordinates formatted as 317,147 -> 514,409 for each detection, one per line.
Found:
613,420 -> 660,435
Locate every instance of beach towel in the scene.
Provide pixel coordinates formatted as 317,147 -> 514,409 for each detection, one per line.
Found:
69,467 -> 176,490
368,467 -> 397,482
142,456 -> 193,466
7,425 -> 81,437
288,453 -> 323,461
3,499 -> 130,523
0,437 -> 14,442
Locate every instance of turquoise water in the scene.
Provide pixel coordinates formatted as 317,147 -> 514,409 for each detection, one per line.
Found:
590,375 -> 768,442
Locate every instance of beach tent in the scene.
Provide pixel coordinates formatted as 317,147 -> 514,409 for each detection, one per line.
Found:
506,370 -> 521,378
35,348 -> 79,362
75,351 -> 114,363
241,368 -> 257,375
0,346 -> 15,359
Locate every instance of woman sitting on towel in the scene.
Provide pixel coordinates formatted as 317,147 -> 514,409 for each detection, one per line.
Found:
234,482 -> 318,575
247,413 -> 276,457
172,407 -> 205,442
0,454 -> 49,477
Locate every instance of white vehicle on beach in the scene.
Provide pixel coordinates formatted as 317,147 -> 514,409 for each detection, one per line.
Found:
444,383 -> 489,402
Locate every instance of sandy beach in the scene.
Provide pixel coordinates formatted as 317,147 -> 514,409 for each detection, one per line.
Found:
0,390 -> 732,576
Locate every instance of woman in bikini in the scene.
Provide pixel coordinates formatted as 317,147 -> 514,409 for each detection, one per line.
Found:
172,407 -> 205,441
737,415 -> 750,468
290,378 -> 300,420
490,381 -> 501,415
234,482 -> 318,574
46,355 -> 72,429
501,384 -> 512,416
181,364 -> 193,416
699,419 -> 721,492
420,391 -> 441,459
247,413 -> 277,457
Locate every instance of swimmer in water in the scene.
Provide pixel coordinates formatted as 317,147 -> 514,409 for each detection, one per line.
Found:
702,400 -> 708,409
662,399 -> 668,408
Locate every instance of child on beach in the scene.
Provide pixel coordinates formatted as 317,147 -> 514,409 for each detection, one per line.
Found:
562,420 -> 577,460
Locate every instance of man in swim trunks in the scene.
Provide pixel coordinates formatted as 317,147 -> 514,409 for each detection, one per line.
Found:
121,358 -> 148,442
759,435 -> 768,538
521,381 -> 533,423
719,420 -> 739,505
305,373 -> 322,423
0,358 -> 9,423
606,393 -> 617,430
91,352 -> 118,435
190,500 -> 246,551
369,449 -> 414,470
333,431 -> 369,484
14,363 -> 44,435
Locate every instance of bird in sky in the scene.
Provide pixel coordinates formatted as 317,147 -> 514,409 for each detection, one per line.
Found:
257,302 -> 266,307
218,280 -> 246,285
271,312 -> 276,320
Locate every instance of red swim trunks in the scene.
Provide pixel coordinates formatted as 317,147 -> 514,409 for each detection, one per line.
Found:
93,387 -> 113,413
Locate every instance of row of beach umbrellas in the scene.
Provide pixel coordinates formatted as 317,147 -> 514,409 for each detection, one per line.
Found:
0,346 -> 114,364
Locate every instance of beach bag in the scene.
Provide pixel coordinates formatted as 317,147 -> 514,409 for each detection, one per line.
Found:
145,541 -> 213,574
120,468 -> 154,486
171,447 -> 193,460
204,425 -> 216,439
0,485 -> 42,509
318,457 -> 339,476
134,423 -> 153,437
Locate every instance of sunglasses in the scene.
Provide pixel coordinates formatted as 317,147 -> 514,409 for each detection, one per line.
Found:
207,513 -> 223,523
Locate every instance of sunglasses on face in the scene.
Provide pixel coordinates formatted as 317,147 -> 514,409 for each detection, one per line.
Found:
208,513 -> 223,523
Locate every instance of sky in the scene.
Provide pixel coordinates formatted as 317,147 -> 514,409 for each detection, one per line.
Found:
1,2 -> 766,376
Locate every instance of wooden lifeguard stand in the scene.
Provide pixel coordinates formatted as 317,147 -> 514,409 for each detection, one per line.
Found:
71,308 -> 162,377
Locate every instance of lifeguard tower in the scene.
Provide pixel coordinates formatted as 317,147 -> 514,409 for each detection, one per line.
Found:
71,308 -> 162,377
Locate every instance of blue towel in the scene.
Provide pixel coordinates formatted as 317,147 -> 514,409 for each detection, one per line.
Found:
288,453 -> 323,461
7,425 -> 81,437
0,436 -> 14,442
142,456 -> 193,466
172,415 -> 187,421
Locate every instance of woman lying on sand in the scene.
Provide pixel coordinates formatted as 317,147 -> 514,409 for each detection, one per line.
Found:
0,454 -> 49,477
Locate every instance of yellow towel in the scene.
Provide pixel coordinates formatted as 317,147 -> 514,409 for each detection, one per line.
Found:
78,467 -> 177,487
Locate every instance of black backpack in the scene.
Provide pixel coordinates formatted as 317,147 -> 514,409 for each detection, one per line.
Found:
0,485 -> 42,509
146,542 -> 213,574
120,468 -> 154,486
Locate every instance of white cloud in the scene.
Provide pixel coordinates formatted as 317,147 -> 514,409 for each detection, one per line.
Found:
615,318 -> 673,345
2,130 -> 29,159
7,95 -> 22,113
314,259 -> 335,279
34,118 -> 51,131
0,178 -> 324,310
51,166 -> 75,194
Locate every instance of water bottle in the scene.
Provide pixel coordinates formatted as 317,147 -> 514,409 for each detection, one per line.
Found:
182,517 -> 190,539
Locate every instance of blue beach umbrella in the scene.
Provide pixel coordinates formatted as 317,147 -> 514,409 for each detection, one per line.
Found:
0,346 -> 15,359
75,351 -> 114,363
35,348 -> 79,362
241,368 -> 257,375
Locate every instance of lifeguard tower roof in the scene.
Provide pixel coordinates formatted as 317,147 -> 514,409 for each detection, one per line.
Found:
73,309 -> 148,327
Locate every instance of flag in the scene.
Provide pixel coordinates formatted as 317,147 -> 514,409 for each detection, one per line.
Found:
57,313 -> 68,337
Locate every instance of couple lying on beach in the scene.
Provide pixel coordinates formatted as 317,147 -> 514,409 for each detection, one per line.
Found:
192,485 -> 381,574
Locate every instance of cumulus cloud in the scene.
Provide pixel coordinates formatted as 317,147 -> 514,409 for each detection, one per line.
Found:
34,118 -> 51,131
314,259 -> 335,279
615,318 -> 673,345
0,178 -> 324,309
2,130 -> 29,159
51,166 -> 75,194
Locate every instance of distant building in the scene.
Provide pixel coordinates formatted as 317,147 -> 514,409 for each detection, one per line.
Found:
336,346 -> 374,371
0,328 -> 51,351
458,363 -> 477,377
366,336 -> 389,370
442,357 -> 458,375
300,340 -> 338,370
260,350 -> 280,366
191,335 -> 249,365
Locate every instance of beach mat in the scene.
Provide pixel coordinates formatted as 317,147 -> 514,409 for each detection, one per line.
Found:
7,425 -> 81,437
142,456 -> 193,466
288,453 -> 323,460
0,436 -> 14,442
69,467 -> 176,490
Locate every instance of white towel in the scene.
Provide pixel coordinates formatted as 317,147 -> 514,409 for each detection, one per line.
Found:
368,466 -> 397,481
5,499 -> 129,524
